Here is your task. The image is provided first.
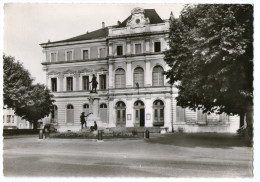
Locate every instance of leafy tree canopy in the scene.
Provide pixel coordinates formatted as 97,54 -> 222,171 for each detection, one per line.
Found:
164,4 -> 253,119
3,55 -> 54,129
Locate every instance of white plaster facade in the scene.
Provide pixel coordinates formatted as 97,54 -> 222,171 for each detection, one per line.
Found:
40,7 -> 239,133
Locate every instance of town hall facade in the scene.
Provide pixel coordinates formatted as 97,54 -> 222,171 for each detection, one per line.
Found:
40,7 -> 239,132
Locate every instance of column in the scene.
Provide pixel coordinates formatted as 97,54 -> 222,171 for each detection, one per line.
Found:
145,60 -> 151,86
63,76 -> 66,91
59,74 -> 63,92
89,74 -> 93,91
108,62 -> 114,88
145,98 -> 153,127
74,73 -> 78,91
145,39 -> 150,53
164,96 -> 172,131
109,43 -> 113,56
108,98 -> 116,127
126,98 -> 134,127
126,40 -> 131,54
126,61 -> 132,87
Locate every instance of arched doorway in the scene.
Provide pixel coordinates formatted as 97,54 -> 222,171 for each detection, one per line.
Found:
100,103 -> 107,123
153,100 -> 164,126
51,105 -> 58,123
67,104 -> 74,123
134,100 -> 145,127
116,101 -> 126,126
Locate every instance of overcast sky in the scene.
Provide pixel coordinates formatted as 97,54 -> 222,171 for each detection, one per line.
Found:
3,3 -> 184,84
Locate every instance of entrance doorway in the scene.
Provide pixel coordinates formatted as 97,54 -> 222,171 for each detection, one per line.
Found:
116,101 -> 126,126
134,100 -> 145,127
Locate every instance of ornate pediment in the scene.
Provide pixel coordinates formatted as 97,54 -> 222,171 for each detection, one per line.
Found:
78,67 -> 92,74
63,69 -> 76,75
48,71 -> 60,76
127,7 -> 150,27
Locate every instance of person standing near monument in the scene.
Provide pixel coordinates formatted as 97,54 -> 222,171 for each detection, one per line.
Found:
80,112 -> 87,129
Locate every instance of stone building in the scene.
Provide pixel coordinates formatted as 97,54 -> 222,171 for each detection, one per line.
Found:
3,106 -> 31,129
40,7 -> 239,133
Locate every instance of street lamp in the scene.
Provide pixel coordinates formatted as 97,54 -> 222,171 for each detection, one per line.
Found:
135,82 -> 139,95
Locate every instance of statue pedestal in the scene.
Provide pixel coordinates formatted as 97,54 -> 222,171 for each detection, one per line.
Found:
86,94 -> 102,127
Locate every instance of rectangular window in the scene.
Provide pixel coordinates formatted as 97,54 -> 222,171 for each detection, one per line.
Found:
99,48 -> 106,58
135,44 -> 142,54
154,42 -> 161,52
50,53 -> 57,62
66,77 -> 73,91
83,50 -> 89,60
117,45 -> 123,56
7,115 -> 11,123
51,78 -> 57,92
99,75 -> 106,90
12,116 -> 14,123
66,51 -> 73,61
82,76 -> 89,90
3,115 -> 5,123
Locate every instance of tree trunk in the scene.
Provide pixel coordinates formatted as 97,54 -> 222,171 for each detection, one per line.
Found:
246,105 -> 253,139
239,113 -> 245,128
33,120 -> 38,131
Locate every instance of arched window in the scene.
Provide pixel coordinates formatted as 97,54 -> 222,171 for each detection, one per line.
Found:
83,103 -> 89,115
51,105 -> 58,123
134,67 -> 144,87
115,68 -> 125,88
67,104 -> 74,123
100,103 -> 108,123
153,100 -> 164,126
152,66 -> 164,86
116,101 -> 126,126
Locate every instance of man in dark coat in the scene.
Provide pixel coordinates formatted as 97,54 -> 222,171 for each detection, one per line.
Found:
80,112 -> 87,129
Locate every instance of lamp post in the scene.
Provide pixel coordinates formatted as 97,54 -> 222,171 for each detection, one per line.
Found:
135,82 -> 139,95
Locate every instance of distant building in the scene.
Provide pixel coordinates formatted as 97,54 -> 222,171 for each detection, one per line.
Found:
3,106 -> 31,129
40,7 -> 239,133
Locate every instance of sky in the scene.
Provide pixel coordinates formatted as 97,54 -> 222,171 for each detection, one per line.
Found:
3,3 -> 184,84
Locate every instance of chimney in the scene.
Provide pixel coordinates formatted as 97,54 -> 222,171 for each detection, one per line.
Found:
102,22 -> 105,28
117,21 -> 121,25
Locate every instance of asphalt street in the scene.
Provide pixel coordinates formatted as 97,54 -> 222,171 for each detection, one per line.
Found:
3,133 -> 253,177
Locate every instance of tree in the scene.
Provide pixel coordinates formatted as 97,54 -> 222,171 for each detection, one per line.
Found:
3,55 -> 54,130
3,55 -> 33,109
164,4 -> 253,136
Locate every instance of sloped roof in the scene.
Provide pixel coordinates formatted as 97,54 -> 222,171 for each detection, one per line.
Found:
41,27 -> 110,45
117,9 -> 164,28
41,9 -> 164,45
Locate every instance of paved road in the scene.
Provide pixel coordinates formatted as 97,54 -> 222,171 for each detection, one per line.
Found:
3,133 -> 253,177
